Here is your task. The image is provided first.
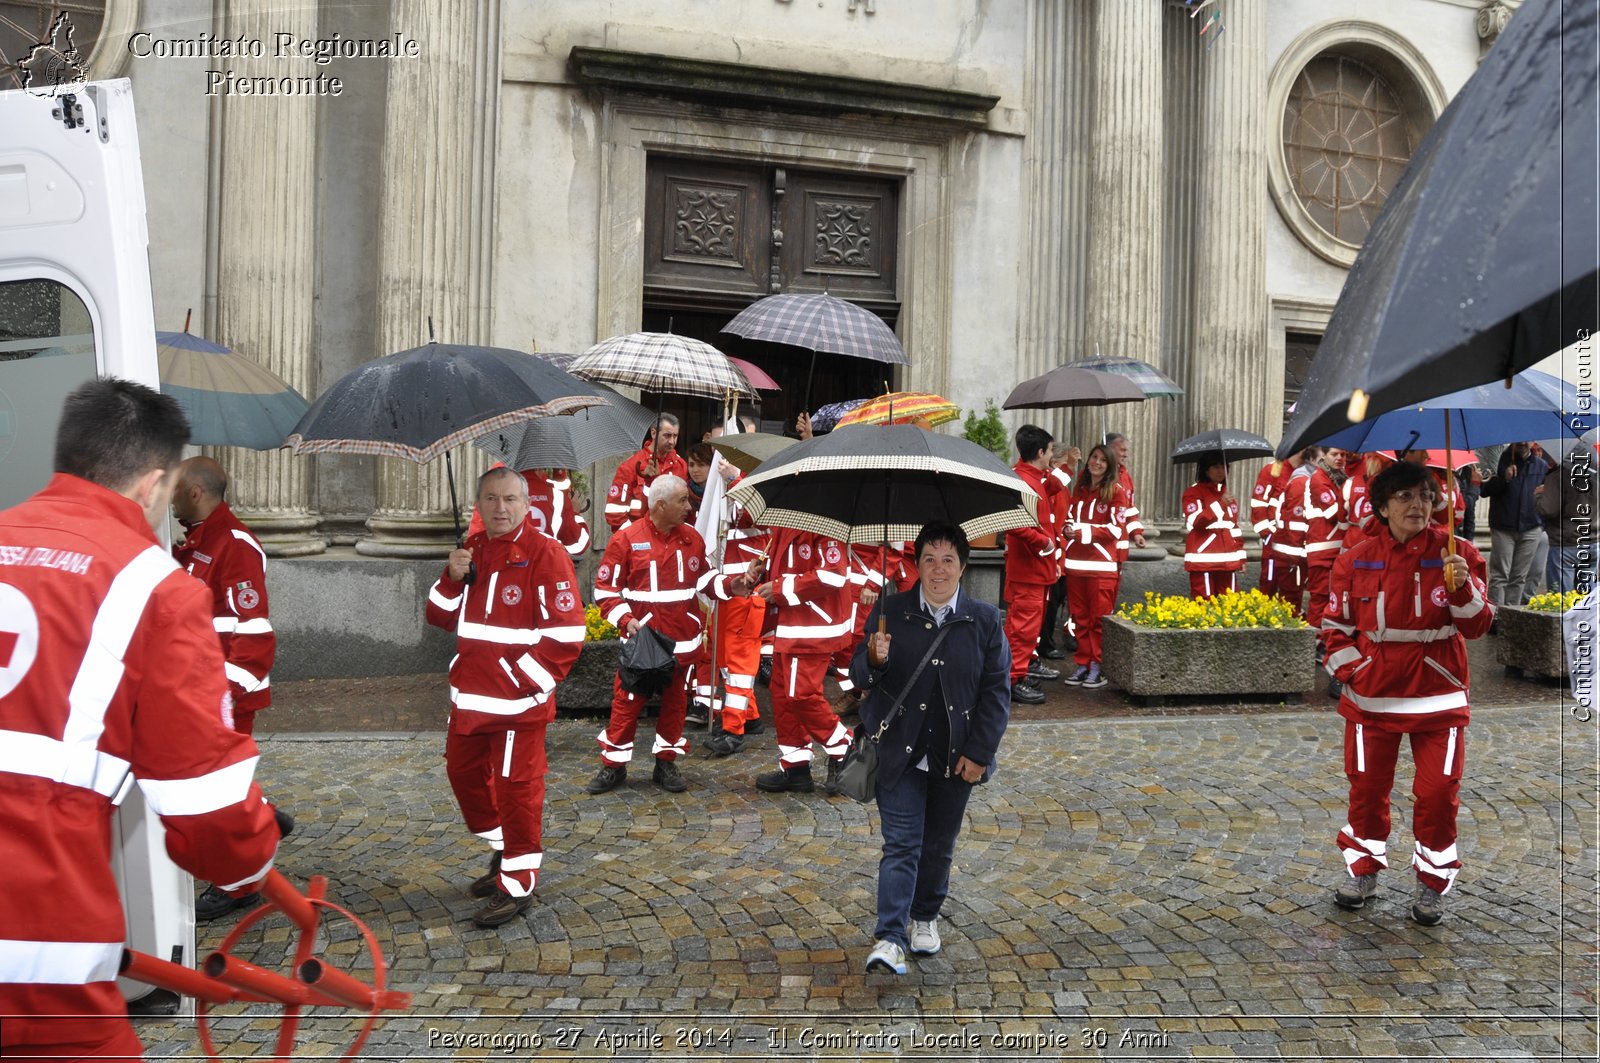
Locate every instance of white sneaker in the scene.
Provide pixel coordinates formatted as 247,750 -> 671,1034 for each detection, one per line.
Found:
865,938 -> 907,975
908,918 -> 941,955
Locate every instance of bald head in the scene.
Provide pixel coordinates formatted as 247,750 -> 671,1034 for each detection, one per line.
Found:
172,456 -> 227,524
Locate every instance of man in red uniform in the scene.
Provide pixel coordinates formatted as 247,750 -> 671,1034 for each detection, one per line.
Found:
1251,455 -> 1294,590
171,456 -> 289,921
748,527 -> 855,793
1104,431 -> 1148,566
605,415 -> 687,531
1302,449 -> 1348,689
1004,425 -> 1065,705
0,380 -> 280,1058
426,467 -> 586,927
1323,461 -> 1493,925
1266,447 -> 1320,613
587,475 -> 710,794
466,467 -> 590,561
699,464 -> 769,756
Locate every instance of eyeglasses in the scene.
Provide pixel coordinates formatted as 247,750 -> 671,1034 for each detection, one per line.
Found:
1386,490 -> 1436,507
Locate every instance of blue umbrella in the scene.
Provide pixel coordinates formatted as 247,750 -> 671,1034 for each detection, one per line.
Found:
1312,370 -> 1596,453
156,328 -> 310,450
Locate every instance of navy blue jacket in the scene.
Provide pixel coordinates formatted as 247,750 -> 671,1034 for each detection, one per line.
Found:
1482,447 -> 1549,533
848,587 -> 1011,792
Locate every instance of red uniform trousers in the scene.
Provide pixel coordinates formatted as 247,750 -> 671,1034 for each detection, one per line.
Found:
1337,720 -> 1465,894
6,1022 -> 146,1061
1068,577 -> 1119,667
445,722 -> 548,897
1306,562 -> 1335,636
1264,554 -> 1306,615
702,597 -> 764,734
770,652 -> 852,768
1004,580 -> 1049,683
599,656 -> 694,763
1189,571 -> 1237,599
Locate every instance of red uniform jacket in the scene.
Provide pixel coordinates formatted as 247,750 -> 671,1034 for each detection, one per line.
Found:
0,475 -> 278,1046
604,447 -> 689,530
1115,467 -> 1145,549
1004,461 -> 1062,587
1251,461 -> 1290,539
1062,482 -> 1135,582
760,528 -> 854,655
1302,467 -> 1346,570
1181,483 -> 1245,573
593,517 -> 713,655
174,501 -> 275,715
1323,523 -> 1493,732
1271,467 -> 1316,564
426,518 -> 585,732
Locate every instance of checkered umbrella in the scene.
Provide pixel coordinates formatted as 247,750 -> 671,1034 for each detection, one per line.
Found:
569,332 -> 755,400
720,293 -> 909,365
834,391 -> 961,429
727,424 -> 1039,544
1061,355 -> 1184,398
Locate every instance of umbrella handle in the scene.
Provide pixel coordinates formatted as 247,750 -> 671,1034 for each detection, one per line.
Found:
1443,412 -> 1459,592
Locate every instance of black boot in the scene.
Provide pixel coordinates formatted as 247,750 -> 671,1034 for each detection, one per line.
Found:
755,764 -> 815,793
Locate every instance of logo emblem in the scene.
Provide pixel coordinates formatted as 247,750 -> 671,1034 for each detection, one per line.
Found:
237,587 -> 260,610
799,544 -> 813,560
608,484 -> 621,498
502,585 -> 523,606
824,545 -> 841,565
1431,586 -> 1451,608
554,590 -> 577,612
598,564 -> 611,583
688,556 -> 701,572
0,583 -> 41,699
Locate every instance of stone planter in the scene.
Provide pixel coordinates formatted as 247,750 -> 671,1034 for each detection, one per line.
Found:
555,639 -> 622,714
1100,616 -> 1317,704
1495,605 -> 1568,679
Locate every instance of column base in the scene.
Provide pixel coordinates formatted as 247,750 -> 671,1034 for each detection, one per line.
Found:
357,514 -> 460,558
234,511 -> 327,558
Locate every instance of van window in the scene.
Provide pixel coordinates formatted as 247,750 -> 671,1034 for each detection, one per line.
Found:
0,278 -> 95,507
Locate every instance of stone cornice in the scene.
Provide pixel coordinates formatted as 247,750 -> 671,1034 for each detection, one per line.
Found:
568,45 -> 1000,127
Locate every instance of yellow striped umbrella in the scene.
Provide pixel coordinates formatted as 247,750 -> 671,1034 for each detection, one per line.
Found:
833,391 -> 960,429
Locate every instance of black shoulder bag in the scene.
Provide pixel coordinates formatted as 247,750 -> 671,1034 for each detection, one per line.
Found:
833,621 -> 956,803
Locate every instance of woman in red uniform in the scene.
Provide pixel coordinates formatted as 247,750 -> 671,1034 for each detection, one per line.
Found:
1061,445 -> 1134,689
1181,454 -> 1245,598
1322,461 -> 1493,926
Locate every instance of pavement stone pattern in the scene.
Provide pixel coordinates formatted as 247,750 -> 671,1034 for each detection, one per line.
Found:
127,697 -> 1597,1061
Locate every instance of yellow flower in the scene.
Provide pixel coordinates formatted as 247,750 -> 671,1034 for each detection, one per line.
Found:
585,603 -> 619,641
1527,589 -> 1584,613
1115,588 -> 1309,630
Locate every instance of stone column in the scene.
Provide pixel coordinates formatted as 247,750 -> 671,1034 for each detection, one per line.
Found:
209,0 -> 324,556
359,0 -> 499,557
1189,1 -> 1270,446
1082,0 -> 1165,517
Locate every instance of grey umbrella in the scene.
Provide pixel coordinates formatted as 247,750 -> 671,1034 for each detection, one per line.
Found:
1169,429 -> 1274,463
473,381 -> 654,471
1002,365 -> 1148,409
1280,0 -> 1598,456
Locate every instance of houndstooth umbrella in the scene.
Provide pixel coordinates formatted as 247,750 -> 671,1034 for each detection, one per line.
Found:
569,332 -> 755,400
727,424 -> 1039,544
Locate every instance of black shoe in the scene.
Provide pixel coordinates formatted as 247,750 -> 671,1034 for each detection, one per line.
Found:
1062,634 -> 1078,652
1327,678 -> 1343,700
585,764 -> 627,794
196,885 -> 260,922
1027,660 -> 1061,682
1010,680 -> 1046,705
472,890 -> 532,928
706,731 -> 746,757
652,759 -> 688,792
1040,646 -> 1067,660
743,716 -> 766,735
757,658 -> 774,686
822,755 -> 845,795
756,765 -> 815,793
468,852 -> 503,899
685,701 -> 710,727
273,807 -> 295,839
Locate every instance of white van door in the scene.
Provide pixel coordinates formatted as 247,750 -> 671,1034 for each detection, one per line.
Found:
0,78 -> 191,1012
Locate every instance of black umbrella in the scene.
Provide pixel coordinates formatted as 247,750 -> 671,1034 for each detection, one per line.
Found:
286,341 -> 607,539
1169,429 -> 1274,463
725,424 -> 1039,544
1280,0 -> 1598,456
473,381 -> 654,472
1002,365 -> 1148,410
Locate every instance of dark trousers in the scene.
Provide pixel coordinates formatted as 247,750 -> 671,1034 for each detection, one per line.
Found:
1039,576 -> 1069,648
874,765 -> 976,950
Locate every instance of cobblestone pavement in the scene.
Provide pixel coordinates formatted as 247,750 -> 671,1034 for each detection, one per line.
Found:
126,694 -> 1597,1062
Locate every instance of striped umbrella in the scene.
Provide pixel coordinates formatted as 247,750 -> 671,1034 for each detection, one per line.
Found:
569,332 -> 755,400
156,329 -> 309,450
1062,355 -> 1184,398
834,391 -> 960,429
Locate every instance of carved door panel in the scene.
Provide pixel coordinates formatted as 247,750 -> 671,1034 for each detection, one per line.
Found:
777,168 -> 898,309
644,157 -> 769,302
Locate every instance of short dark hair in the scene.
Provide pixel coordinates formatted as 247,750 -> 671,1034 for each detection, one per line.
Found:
686,442 -> 715,465
1368,459 -> 1438,513
915,521 -> 970,567
54,378 -> 189,490
1015,424 -> 1052,462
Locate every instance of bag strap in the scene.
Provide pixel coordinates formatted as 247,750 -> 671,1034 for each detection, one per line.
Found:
867,620 -> 957,744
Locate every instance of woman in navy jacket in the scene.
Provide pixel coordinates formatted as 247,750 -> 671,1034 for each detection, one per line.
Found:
848,522 -> 1011,975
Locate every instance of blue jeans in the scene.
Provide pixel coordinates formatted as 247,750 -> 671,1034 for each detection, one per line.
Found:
1548,544 -> 1600,595
873,765 -> 975,949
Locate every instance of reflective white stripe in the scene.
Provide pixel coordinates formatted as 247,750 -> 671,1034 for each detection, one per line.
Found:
1063,559 -> 1118,573
501,852 -> 542,872
1272,543 -> 1307,557
1423,657 -> 1465,689
230,528 -> 268,566
218,854 -> 275,892
503,731 -> 516,777
821,722 -> 851,757
776,619 -> 854,640
516,652 -> 557,694
1412,840 -> 1462,892
485,573 -> 500,614
1343,689 -> 1469,715
497,657 -> 518,685
1371,626 -> 1458,643
429,584 -> 463,611
451,688 -> 541,714
1450,595 -> 1486,619
781,574 -> 801,606
598,728 -> 634,764
1183,550 -> 1247,564
652,733 -> 688,757
213,616 -> 238,633
621,587 -> 697,603
0,729 -> 130,799
1339,824 -> 1388,868
673,634 -> 703,655
0,939 -> 123,984
233,618 -> 273,634
1443,726 -> 1458,775
777,741 -> 812,766
817,569 -> 849,588
457,621 -> 542,645
604,503 -> 630,515
1304,541 -> 1342,554
566,526 -> 591,556
474,826 -> 504,846
138,757 -> 259,816
1354,725 -> 1365,773
605,603 -> 631,627
541,625 -> 586,643
1326,646 -> 1362,671
225,662 -> 270,693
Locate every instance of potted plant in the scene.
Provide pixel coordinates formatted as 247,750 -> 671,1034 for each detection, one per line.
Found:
1100,589 -> 1316,704
1497,589 -> 1578,680
963,400 -> 1009,549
